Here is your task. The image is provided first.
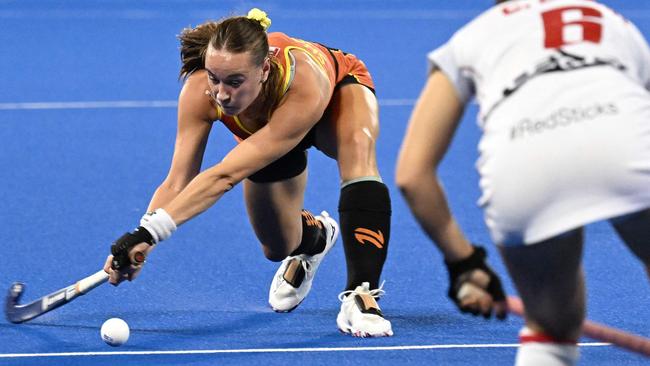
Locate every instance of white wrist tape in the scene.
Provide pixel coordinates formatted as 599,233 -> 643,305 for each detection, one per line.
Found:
140,208 -> 177,244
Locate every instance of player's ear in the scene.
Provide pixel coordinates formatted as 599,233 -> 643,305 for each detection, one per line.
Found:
261,57 -> 271,83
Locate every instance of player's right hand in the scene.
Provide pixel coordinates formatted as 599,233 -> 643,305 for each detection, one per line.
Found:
103,227 -> 155,286
444,245 -> 507,320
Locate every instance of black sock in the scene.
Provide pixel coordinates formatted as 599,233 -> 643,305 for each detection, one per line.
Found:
290,210 -> 326,256
339,180 -> 391,291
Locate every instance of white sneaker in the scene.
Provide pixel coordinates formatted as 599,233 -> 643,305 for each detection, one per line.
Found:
268,211 -> 339,312
336,282 -> 393,337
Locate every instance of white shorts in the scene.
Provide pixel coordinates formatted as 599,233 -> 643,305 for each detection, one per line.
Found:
477,73 -> 650,246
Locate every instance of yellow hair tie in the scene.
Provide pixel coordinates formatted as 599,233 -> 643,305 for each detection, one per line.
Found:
247,8 -> 271,31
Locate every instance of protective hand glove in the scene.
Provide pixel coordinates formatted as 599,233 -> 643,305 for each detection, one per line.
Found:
102,209 -> 177,286
103,227 -> 154,286
444,245 -> 507,319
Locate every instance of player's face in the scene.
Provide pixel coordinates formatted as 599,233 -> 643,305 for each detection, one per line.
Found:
204,46 -> 269,116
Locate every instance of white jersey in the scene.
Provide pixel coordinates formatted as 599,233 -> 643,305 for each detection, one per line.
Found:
429,0 -> 650,124
428,0 -> 650,245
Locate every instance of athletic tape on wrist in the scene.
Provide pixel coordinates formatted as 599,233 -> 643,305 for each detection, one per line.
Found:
140,208 -> 177,243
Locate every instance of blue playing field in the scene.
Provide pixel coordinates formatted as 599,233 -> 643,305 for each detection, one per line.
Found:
0,0 -> 649,365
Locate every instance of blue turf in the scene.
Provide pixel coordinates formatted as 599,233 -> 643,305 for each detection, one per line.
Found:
1,1 -> 649,365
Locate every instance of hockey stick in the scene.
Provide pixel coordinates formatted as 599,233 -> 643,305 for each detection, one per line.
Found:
507,296 -> 650,357
5,270 -> 109,324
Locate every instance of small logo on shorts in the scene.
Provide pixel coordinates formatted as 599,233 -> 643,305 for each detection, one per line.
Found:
354,228 -> 384,249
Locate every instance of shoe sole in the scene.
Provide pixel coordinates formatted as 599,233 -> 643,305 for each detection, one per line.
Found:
270,298 -> 303,313
336,300 -> 393,338
337,326 -> 394,338
336,313 -> 393,337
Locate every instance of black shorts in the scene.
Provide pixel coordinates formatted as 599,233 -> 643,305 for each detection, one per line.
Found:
336,74 -> 376,95
247,128 -> 315,183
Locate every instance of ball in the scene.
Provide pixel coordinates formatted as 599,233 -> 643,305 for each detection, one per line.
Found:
100,318 -> 130,346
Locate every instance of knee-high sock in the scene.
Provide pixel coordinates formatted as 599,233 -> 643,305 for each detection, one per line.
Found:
338,179 -> 391,291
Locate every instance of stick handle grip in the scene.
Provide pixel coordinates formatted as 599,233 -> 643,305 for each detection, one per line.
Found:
75,270 -> 109,294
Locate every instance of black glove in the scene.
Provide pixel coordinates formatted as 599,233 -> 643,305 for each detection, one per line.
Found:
444,245 -> 506,319
111,226 -> 154,270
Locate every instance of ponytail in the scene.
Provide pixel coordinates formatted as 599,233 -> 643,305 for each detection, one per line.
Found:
178,22 -> 219,80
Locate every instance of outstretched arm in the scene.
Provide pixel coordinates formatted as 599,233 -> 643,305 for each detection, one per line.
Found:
395,70 -> 506,319
105,51 -> 331,284
396,70 -> 471,260
104,71 -> 216,284
146,71 -> 215,212
163,51 -> 331,225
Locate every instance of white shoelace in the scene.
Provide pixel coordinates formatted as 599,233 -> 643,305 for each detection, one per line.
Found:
337,281 -> 386,302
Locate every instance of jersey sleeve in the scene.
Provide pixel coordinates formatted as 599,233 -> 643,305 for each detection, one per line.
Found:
427,37 -> 475,104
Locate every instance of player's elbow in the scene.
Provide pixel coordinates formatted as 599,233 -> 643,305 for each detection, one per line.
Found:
395,163 -> 431,197
395,174 -> 417,202
160,168 -> 201,195
159,177 -> 192,195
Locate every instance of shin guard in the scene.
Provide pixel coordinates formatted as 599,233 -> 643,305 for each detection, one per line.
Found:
338,180 -> 391,291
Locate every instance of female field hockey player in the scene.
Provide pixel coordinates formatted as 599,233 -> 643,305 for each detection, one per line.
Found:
396,0 -> 650,364
104,8 -> 393,337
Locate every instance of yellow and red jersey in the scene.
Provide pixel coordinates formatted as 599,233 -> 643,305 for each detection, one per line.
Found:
216,32 -> 374,140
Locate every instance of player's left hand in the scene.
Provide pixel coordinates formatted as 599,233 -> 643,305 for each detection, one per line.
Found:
103,227 -> 155,286
444,245 -> 507,319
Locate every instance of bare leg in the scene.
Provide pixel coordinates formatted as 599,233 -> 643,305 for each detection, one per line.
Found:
499,229 -> 585,341
314,84 -> 389,291
243,169 -> 307,261
314,84 -> 380,179
610,208 -> 650,278
312,84 -> 392,336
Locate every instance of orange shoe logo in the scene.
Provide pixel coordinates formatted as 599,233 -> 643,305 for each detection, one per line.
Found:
354,228 -> 384,249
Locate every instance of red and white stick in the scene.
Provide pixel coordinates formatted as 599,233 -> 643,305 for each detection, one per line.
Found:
507,296 -> 650,357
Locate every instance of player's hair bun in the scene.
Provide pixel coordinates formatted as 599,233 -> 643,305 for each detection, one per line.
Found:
247,8 -> 271,31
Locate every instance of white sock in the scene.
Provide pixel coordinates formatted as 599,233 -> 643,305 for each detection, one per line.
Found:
515,327 -> 579,366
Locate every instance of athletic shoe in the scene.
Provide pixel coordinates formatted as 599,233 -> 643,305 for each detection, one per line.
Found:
336,282 -> 393,337
268,211 -> 339,312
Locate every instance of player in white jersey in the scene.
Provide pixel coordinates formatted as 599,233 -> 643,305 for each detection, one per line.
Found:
396,0 -> 650,365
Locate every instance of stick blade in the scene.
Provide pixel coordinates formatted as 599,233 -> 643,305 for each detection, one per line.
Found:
5,270 -> 108,324
5,282 -> 36,324
5,281 -> 73,324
